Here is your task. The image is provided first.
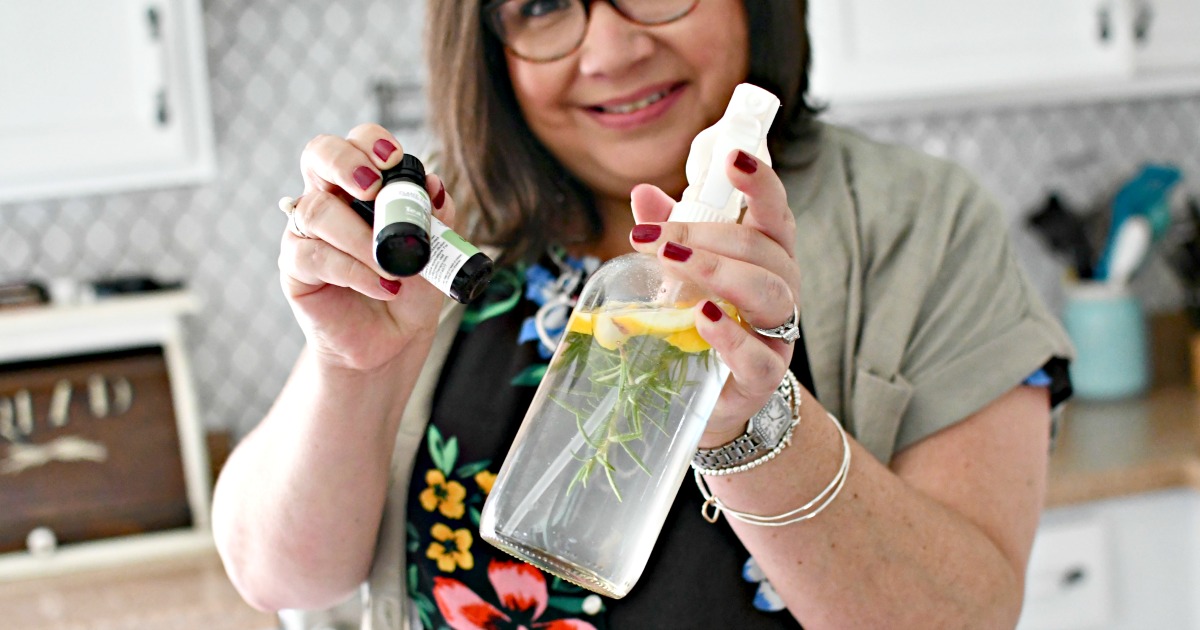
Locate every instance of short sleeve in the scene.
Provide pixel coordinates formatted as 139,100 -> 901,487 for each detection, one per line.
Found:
891,169 -> 1074,453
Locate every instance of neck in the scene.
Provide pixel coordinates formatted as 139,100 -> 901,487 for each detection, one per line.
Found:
570,195 -> 640,262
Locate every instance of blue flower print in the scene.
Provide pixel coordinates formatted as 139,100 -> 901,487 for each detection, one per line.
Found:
743,556 -> 786,612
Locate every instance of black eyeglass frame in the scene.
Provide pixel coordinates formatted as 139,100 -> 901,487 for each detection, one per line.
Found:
483,0 -> 701,63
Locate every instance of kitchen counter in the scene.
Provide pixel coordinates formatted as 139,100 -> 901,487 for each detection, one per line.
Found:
4,549 -> 277,630
1047,384 -> 1200,507
5,386 -> 1195,628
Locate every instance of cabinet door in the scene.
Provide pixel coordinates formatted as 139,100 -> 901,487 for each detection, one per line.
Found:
809,0 -> 1136,105
0,0 -> 215,203
1134,0 -> 1200,72
1019,489 -> 1200,629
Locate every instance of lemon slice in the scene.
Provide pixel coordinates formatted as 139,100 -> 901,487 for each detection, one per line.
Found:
566,312 -> 594,336
664,328 -> 711,353
592,312 -> 630,350
609,308 -> 695,337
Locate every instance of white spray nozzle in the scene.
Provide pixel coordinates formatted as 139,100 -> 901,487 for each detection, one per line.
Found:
669,84 -> 780,224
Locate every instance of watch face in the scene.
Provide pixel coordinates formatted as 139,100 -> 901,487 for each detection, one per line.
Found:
749,393 -> 792,446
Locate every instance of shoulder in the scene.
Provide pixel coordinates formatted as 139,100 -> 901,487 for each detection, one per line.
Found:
819,123 -> 994,224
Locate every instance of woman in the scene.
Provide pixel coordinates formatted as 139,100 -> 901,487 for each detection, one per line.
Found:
212,1 -> 1073,628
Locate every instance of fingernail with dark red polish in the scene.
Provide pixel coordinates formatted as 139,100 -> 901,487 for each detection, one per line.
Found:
380,278 -> 401,295
663,241 -> 692,262
733,150 -> 758,174
631,224 -> 661,243
353,166 -> 380,190
373,139 -> 397,161
432,179 -> 445,210
702,301 -> 723,322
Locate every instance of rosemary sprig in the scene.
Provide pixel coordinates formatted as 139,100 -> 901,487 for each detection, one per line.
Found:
553,329 -> 706,499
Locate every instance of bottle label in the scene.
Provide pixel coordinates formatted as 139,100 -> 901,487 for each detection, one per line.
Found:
421,216 -> 481,294
374,183 -> 431,235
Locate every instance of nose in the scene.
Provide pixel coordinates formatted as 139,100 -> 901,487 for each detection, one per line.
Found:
576,1 -> 655,77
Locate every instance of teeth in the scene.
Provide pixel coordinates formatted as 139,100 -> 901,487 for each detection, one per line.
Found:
599,89 -> 669,114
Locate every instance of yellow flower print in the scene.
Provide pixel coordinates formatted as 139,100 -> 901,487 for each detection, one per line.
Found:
474,470 -> 496,495
426,523 -> 474,573
419,469 -> 467,519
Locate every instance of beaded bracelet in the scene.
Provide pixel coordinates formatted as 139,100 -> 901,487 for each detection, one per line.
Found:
695,412 -> 852,527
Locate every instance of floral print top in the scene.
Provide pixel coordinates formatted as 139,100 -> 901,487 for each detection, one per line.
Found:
405,252 -> 812,630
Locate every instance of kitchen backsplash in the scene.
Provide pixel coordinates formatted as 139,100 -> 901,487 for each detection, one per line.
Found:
1,0 -> 1197,436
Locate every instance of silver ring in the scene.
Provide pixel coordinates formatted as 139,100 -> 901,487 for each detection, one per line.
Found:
277,196 -> 311,239
750,304 -> 800,344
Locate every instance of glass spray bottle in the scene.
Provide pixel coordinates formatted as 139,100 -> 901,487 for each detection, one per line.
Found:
480,84 -> 780,598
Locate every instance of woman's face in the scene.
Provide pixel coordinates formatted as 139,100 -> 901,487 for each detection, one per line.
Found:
504,0 -> 750,206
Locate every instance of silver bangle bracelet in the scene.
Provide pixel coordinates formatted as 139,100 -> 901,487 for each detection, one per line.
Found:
696,412 -> 852,527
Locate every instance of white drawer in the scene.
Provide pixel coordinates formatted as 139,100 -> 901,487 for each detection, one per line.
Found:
1018,516 -> 1113,630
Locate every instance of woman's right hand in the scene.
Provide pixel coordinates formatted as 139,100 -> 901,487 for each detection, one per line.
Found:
280,123 -> 453,372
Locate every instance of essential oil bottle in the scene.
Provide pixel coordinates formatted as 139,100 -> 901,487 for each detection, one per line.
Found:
373,154 -> 432,276
352,165 -> 493,304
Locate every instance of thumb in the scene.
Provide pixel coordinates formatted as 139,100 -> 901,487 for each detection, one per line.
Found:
630,183 -> 675,224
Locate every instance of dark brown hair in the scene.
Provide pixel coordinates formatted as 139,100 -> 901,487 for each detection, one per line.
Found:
425,0 -> 815,264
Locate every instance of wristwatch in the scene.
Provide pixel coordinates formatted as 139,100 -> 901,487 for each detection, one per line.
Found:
692,374 -> 797,471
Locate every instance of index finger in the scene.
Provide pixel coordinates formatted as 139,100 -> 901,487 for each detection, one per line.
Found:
724,149 -> 795,258
300,134 -> 384,200
347,123 -> 405,173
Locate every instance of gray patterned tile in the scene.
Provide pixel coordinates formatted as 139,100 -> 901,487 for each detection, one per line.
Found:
0,0 -> 1195,435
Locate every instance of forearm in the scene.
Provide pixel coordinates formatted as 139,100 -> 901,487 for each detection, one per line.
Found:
212,341 -> 431,611
703,392 -> 1045,629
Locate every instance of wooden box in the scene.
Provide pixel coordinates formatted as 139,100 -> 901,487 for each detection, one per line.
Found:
0,292 -> 211,579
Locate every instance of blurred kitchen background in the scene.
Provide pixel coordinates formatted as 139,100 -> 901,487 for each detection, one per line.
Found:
1,0 -> 1198,437
1,1 -> 1199,629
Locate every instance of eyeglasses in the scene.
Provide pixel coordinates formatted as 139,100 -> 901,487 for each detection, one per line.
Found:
484,0 -> 700,63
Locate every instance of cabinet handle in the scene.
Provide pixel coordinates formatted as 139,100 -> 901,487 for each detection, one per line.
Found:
1134,1 -> 1154,44
1097,4 -> 1112,42
1061,566 -> 1087,587
146,4 -> 170,126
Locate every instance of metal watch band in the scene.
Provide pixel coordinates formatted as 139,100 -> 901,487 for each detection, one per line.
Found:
693,433 -> 771,469
692,371 -> 800,472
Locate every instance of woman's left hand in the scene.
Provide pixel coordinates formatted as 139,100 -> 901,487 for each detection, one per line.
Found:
629,149 -> 800,447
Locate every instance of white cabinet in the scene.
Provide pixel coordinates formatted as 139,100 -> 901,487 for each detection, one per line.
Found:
1018,488 -> 1200,630
809,0 -> 1200,118
1135,0 -> 1200,73
0,0 -> 215,203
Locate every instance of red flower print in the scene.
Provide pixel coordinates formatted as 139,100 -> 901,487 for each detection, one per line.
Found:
433,560 -> 597,630
489,560 -> 547,620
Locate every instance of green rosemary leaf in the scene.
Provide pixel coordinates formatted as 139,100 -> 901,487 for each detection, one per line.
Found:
602,460 -> 623,501
573,406 -> 604,450
620,441 -> 651,475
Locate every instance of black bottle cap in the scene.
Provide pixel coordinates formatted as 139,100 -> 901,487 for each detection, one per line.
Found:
382,154 -> 426,188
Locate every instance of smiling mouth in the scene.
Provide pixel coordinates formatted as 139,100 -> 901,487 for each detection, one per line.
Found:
590,85 -> 679,115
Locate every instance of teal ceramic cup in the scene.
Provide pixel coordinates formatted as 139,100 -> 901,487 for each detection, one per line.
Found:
1062,283 -> 1149,400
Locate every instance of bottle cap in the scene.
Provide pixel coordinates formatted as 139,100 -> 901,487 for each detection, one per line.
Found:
668,84 -> 779,225
382,153 -> 426,188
